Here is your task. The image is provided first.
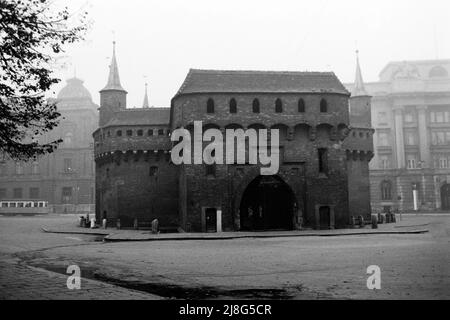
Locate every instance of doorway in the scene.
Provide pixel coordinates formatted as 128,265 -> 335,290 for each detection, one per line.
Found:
441,184 -> 450,210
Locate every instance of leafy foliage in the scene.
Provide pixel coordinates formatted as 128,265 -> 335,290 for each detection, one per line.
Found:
0,0 -> 87,160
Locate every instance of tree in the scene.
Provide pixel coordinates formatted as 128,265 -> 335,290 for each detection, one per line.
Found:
0,0 -> 87,161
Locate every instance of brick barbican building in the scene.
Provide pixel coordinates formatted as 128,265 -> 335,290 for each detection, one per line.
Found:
93,44 -> 374,232
346,59 -> 450,212
0,77 -> 98,213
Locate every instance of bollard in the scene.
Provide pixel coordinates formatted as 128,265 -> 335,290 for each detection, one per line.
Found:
80,217 -> 86,228
371,214 -> 378,229
350,216 -> 356,228
102,218 -> 107,229
133,218 -> 138,230
116,218 -> 121,230
90,218 -> 95,229
151,219 -> 159,234
358,215 -> 365,228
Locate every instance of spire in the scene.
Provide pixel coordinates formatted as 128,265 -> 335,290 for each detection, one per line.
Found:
352,50 -> 368,96
142,82 -> 150,108
102,41 -> 126,92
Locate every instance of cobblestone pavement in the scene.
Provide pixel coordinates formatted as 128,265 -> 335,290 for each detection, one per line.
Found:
0,257 -> 161,300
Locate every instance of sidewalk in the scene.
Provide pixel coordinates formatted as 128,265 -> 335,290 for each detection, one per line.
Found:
0,257 -> 161,300
42,219 -> 429,242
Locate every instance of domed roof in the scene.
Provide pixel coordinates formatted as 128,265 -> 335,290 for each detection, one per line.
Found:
57,77 -> 92,101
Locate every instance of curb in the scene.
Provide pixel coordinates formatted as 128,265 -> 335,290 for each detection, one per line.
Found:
103,229 -> 429,242
41,228 -> 109,236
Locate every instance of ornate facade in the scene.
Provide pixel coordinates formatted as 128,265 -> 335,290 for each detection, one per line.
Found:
346,59 -> 450,212
0,78 -> 98,213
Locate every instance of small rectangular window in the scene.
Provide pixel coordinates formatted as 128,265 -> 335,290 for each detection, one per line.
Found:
117,130 -> 122,137
318,148 -> 328,174
126,130 -> 133,136
13,188 -> 23,199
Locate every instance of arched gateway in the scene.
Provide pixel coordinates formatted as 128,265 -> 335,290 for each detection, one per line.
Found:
441,184 -> 450,210
239,175 -> 297,231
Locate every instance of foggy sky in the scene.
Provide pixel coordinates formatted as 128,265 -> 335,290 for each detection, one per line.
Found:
52,0 -> 450,108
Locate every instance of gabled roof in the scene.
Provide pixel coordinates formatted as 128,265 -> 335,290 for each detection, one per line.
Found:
104,108 -> 170,127
175,69 -> 350,96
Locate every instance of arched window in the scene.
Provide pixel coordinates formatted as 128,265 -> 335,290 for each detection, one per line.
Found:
298,98 -> 305,113
320,99 -> 328,113
252,98 -> 260,113
429,66 -> 448,78
275,98 -> 283,113
64,132 -> 73,147
207,98 -> 215,113
137,129 -> 143,136
149,166 -> 158,177
229,98 -> 237,113
381,180 -> 392,200
147,129 -> 153,136
126,130 -> 133,136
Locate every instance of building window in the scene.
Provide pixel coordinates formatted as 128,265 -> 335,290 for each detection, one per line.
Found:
318,148 -> 328,174
207,98 -> 215,113
405,131 -> 417,145
106,168 -> 110,178
379,155 -> 391,169
31,161 -> 39,175
377,112 -> 388,125
137,129 -> 143,136
206,164 -> 216,177
149,166 -> 158,177
13,188 -> 23,199
15,162 -> 24,175
0,188 -> 6,199
229,98 -> 237,113
29,187 -> 39,199
404,111 -> 415,123
298,98 -> 305,113
429,65 -> 448,78
148,129 -> 153,136
117,130 -> 122,137
380,180 -> 392,200
252,99 -> 260,113
406,154 -> 418,169
431,131 -> 448,145
430,111 -> 449,123
320,99 -> 328,113
378,132 -> 390,146
61,187 -> 72,204
0,163 -> 6,176
275,98 -> 283,113
64,132 -> 73,147
158,129 -> 164,136
63,158 -> 73,173
126,129 -> 133,136
438,156 -> 449,169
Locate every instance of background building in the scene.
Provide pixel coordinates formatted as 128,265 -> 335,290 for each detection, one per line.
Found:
0,77 -> 98,213
346,59 -> 450,212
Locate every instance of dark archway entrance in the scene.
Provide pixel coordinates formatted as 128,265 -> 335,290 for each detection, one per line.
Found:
239,175 -> 296,231
441,184 -> 450,210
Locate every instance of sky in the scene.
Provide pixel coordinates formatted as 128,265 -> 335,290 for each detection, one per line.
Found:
51,0 -> 450,108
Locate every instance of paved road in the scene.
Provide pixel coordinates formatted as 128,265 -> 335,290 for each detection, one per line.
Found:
0,214 -> 449,299
0,215 -> 160,300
